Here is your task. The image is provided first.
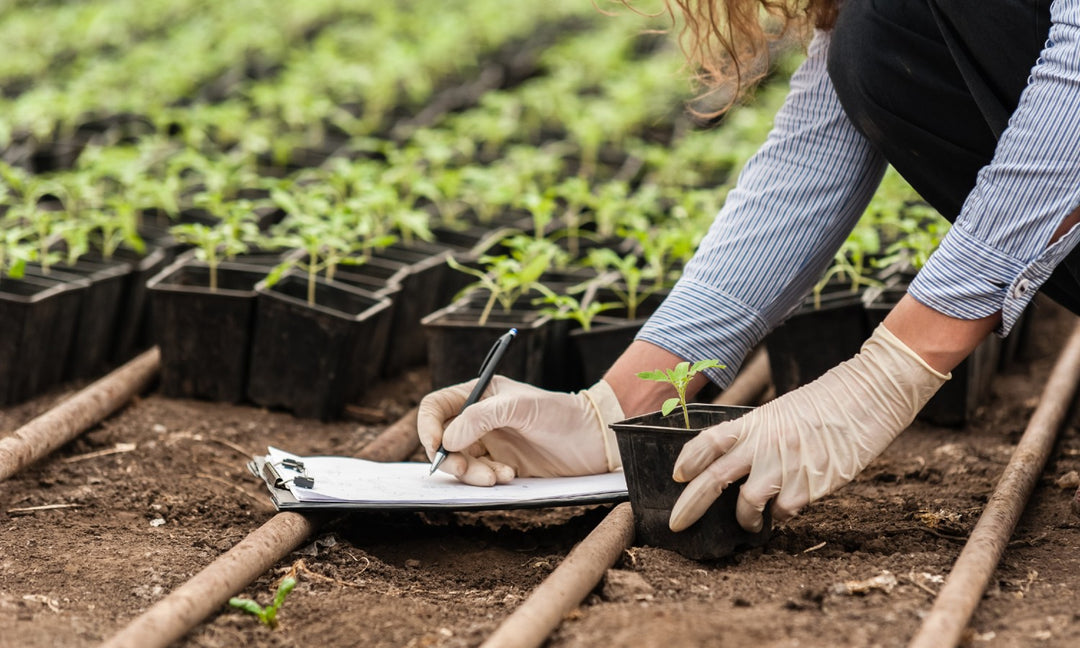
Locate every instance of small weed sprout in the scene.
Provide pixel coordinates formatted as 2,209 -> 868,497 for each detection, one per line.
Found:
228,577 -> 297,629
637,359 -> 724,429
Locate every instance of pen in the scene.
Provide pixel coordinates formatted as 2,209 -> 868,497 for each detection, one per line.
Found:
429,327 -> 517,475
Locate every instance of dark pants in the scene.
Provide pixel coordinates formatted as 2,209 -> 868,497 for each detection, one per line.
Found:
827,0 -> 1080,313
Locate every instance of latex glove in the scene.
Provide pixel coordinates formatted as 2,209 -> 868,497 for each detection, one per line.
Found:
417,376 -> 625,486
669,323 -> 950,533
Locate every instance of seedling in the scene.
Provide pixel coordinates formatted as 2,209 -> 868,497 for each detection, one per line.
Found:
446,241 -> 553,326
89,199 -> 146,259
637,359 -> 724,429
552,176 -> 595,259
264,212 -> 365,306
169,205 -> 260,292
811,221 -> 883,309
587,248 -> 657,320
518,189 -> 556,243
228,577 -> 296,629
536,291 -> 618,332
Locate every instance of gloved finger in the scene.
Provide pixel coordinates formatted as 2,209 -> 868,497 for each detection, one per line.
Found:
435,452 -> 469,479
770,485 -> 810,523
441,395 -> 517,454
459,452 -> 499,486
672,419 -> 746,483
668,448 -> 751,532
463,441 -> 488,457
734,468 -> 782,533
417,380 -> 477,455
476,455 -> 516,484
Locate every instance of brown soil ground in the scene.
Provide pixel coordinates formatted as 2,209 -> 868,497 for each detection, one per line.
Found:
2,296 -> 1080,648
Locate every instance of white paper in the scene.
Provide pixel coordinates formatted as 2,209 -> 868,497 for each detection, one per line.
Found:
261,447 -> 627,510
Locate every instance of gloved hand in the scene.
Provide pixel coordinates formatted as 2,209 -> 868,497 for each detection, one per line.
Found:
417,376 -> 625,486
669,323 -> 950,533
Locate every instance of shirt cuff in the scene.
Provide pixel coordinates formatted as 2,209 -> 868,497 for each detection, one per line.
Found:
635,277 -> 771,388
908,221 -> 1080,335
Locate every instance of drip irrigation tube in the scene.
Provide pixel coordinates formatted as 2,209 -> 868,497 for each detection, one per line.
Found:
99,406 -> 421,648
908,321 -> 1080,648
0,347 -> 160,482
480,503 -> 635,648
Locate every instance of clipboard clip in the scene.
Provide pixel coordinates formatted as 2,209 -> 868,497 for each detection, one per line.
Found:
270,457 -> 315,489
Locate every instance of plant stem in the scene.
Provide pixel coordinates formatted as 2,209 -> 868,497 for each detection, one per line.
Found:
307,263 -> 316,306
208,257 -> 218,292
676,384 -> 690,429
479,291 -> 497,327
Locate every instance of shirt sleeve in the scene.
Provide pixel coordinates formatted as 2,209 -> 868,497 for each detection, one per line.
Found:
908,0 -> 1080,335
636,30 -> 888,387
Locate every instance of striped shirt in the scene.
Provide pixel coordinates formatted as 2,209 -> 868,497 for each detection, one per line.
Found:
637,2 -> 1080,388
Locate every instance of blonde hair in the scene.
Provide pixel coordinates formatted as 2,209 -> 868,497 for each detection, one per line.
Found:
627,1 -> 839,115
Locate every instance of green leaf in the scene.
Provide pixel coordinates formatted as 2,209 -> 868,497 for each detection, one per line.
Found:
636,370 -> 666,382
668,362 -> 689,383
660,397 -> 680,417
272,577 -> 296,611
8,258 -> 26,279
689,359 -> 723,374
229,598 -> 266,618
264,260 -> 293,288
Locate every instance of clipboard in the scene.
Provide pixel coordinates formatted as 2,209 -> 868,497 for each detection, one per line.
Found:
248,447 -> 629,511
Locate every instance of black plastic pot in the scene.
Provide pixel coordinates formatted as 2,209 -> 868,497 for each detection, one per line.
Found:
764,285 -> 869,395
421,298 -> 551,390
567,317 -> 642,389
864,287 -> 999,427
247,272 -> 394,420
47,257 -> 133,380
431,211 -> 529,257
110,244 -> 171,364
0,274 -> 85,405
331,256 -> 409,297
566,291 -> 667,389
610,404 -> 771,560
369,241 -> 455,376
148,261 -> 267,402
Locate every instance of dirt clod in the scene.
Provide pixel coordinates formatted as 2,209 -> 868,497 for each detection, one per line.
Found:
601,569 -> 655,602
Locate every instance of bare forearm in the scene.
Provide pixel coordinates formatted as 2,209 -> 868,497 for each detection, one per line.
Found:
882,295 -> 998,373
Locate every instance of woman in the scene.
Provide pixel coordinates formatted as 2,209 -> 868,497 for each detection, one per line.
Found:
417,0 -> 1080,535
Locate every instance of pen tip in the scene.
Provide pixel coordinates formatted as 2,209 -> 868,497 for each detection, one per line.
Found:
509,328 -> 518,336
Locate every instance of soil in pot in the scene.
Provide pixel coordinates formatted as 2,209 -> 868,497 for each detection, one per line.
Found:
610,403 -> 771,561
246,272 -> 394,420
148,261 -> 267,403
764,284 -> 869,395
0,273 -> 85,405
421,298 -> 551,390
